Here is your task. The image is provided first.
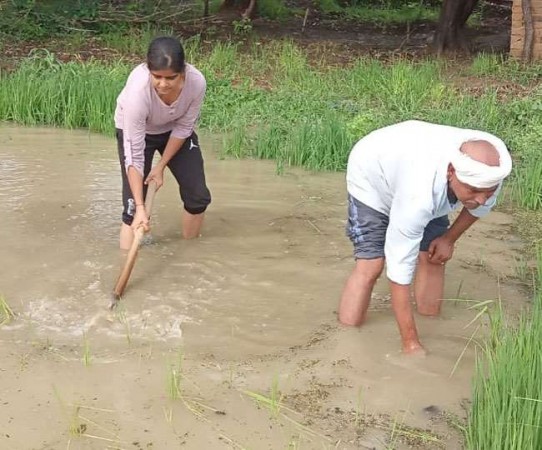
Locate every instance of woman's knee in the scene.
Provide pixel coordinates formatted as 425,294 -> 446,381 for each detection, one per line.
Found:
182,187 -> 211,215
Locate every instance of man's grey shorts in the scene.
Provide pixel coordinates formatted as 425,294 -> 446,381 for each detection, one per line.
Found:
346,194 -> 449,260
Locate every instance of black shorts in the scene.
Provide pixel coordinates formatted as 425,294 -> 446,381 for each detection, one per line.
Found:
346,194 -> 449,260
116,129 -> 211,225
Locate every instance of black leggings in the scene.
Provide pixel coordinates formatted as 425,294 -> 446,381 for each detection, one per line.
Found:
116,129 -> 211,225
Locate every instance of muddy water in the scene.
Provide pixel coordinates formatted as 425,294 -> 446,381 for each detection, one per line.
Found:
0,125 -> 529,449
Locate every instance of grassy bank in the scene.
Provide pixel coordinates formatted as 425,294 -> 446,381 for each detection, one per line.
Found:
1,40 -> 541,209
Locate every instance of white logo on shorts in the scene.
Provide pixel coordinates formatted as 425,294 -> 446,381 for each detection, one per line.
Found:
128,198 -> 136,216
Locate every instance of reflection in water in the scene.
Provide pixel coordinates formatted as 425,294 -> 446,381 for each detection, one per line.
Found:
83,160 -> 122,243
0,159 -> 33,211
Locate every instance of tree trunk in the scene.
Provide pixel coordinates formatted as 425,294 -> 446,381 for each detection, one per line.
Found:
219,0 -> 257,18
521,0 -> 534,61
241,0 -> 257,19
433,0 -> 479,55
220,0 -> 252,13
203,0 -> 210,17
221,0 -> 236,8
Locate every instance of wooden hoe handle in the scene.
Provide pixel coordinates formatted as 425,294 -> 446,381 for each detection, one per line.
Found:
110,182 -> 157,307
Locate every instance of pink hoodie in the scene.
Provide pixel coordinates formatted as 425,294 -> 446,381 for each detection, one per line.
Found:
114,63 -> 206,175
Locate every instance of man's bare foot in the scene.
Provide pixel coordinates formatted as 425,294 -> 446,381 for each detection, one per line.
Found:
402,341 -> 427,356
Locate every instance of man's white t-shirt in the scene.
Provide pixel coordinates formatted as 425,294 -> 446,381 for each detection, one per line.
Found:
346,120 -> 510,285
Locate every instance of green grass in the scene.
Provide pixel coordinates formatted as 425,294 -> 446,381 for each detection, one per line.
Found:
0,40 -> 541,210
341,4 -> 440,24
258,0 -> 291,19
0,1 -> 201,41
315,0 -> 481,25
98,25 -> 174,55
316,0 -> 438,22
468,53 -> 542,84
0,49 -> 127,135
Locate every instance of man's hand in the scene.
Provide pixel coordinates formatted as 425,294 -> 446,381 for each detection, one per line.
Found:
428,235 -> 455,265
132,205 -> 150,232
145,165 -> 165,190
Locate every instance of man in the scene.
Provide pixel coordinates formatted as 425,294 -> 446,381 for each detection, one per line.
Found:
339,120 -> 512,355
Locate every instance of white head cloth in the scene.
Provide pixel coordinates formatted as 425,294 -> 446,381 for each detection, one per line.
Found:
450,142 -> 512,189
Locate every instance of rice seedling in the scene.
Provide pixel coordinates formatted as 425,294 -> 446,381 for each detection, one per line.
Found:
54,387 -> 122,447
384,411 -> 443,448
449,324 -> 482,378
465,250 -> 542,449
227,363 -> 235,389
354,386 -> 365,430
114,305 -> 132,345
244,375 -> 283,419
0,294 -> 14,325
166,349 -> 184,400
510,153 -> 542,211
243,377 -> 332,444
0,55 -> 128,134
514,255 -> 538,290
81,332 -> 91,367
163,406 -> 174,424
287,435 -> 302,449
18,352 -> 31,371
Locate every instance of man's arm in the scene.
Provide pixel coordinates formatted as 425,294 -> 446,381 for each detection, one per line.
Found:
385,205 -> 432,354
428,207 -> 478,264
445,207 -> 478,242
390,281 -> 424,353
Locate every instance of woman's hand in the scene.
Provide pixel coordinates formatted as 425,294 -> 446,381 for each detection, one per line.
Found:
132,204 -> 150,232
145,165 -> 165,190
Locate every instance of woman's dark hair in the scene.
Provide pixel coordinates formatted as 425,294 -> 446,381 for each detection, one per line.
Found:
147,36 -> 185,73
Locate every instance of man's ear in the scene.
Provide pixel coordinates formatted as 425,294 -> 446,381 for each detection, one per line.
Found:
447,163 -> 455,179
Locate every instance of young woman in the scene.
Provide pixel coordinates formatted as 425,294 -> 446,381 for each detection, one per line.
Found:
114,36 -> 211,249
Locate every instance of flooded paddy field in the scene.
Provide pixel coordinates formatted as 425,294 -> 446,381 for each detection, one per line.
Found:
0,125 -> 529,449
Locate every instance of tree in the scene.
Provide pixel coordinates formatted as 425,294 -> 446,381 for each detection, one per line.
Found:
433,0 -> 479,54
220,0 -> 258,19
